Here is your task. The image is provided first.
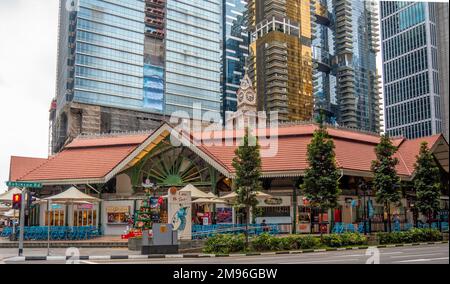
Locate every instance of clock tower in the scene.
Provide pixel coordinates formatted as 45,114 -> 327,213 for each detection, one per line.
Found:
236,74 -> 257,113
225,73 -> 265,129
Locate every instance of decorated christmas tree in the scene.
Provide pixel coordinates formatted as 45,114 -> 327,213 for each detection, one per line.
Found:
134,180 -> 163,231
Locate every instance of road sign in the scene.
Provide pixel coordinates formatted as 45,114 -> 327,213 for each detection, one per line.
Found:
6,181 -> 42,188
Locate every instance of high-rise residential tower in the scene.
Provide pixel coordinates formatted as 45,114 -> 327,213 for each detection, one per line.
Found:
247,0 -> 315,122
313,0 -> 382,132
246,0 -> 381,131
221,0 -> 250,117
381,1 -> 447,139
51,0 -> 222,153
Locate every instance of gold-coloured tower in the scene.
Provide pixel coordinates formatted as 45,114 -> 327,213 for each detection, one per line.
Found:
247,0 -> 314,122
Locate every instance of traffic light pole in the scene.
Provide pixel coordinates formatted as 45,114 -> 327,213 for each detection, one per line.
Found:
18,188 -> 27,256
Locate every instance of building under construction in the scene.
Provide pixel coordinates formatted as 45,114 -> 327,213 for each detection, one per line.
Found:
50,0 -> 168,154
247,0 -> 315,123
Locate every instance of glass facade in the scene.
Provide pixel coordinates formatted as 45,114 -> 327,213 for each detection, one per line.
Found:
313,0 -> 381,132
222,0 -> 249,116
69,0 -> 147,111
164,0 -> 222,116
56,0 -> 223,119
248,0 -> 314,122
381,1 -> 443,139
313,0 -> 336,124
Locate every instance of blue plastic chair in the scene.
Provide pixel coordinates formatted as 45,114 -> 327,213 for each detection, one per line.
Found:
346,223 -> 356,232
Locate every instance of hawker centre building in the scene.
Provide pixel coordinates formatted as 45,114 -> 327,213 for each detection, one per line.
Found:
8,121 -> 449,236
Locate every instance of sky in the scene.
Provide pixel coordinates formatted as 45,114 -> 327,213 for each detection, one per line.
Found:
0,0 -> 400,194
0,0 -> 59,193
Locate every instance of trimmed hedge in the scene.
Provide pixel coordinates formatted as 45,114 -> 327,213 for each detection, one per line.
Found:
202,228 -> 444,253
251,233 -> 320,251
322,232 -> 368,247
377,228 -> 443,244
203,233 -> 246,254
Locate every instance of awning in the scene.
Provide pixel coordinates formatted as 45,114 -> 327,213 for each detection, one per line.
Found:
192,198 -> 226,204
219,191 -> 272,200
44,186 -> 100,203
0,188 -> 22,202
179,184 -> 210,199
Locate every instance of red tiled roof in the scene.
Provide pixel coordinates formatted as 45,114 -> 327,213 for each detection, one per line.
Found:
9,156 -> 48,181
66,133 -> 150,148
196,124 -> 444,177
14,123 -> 447,183
396,134 -> 443,176
18,133 -> 151,182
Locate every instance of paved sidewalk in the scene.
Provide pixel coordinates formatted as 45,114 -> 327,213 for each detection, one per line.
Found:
3,241 -> 448,263
0,247 -> 138,261
0,236 -> 128,249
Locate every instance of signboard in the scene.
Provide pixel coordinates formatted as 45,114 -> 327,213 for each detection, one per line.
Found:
167,187 -> 192,240
76,204 -> 94,210
203,212 -> 211,226
6,181 -> 42,188
263,197 -> 283,205
106,206 -> 129,213
51,204 -> 62,210
216,207 -> 232,223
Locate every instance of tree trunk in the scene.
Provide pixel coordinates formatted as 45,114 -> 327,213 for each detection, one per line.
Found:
428,210 -> 433,240
320,208 -> 324,239
387,204 -> 391,233
245,206 -> 249,248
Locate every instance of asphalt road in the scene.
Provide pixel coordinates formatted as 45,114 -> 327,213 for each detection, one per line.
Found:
2,243 -> 448,264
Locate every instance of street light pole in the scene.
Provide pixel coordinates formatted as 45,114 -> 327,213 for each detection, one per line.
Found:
18,187 -> 27,256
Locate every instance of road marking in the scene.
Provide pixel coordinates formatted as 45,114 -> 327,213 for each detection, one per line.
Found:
165,254 -> 183,258
47,256 -> 66,261
390,253 -> 443,259
80,260 -> 98,265
281,258 -> 360,264
394,257 -> 449,263
89,255 -> 110,260
128,255 -> 149,259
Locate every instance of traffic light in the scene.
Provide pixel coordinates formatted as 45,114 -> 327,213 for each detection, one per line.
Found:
27,192 -> 37,207
12,194 -> 22,210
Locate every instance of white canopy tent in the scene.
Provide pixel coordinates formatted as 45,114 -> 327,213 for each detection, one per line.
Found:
44,186 -> 100,203
179,184 -> 210,199
162,184 -> 211,199
206,192 -> 219,199
219,191 -> 272,201
192,198 -> 226,204
1,209 -> 19,218
0,188 -> 22,202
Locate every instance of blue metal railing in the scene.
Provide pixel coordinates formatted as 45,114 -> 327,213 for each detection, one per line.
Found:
0,226 -> 101,240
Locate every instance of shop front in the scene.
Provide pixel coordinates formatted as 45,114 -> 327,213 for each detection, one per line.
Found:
102,200 -> 134,236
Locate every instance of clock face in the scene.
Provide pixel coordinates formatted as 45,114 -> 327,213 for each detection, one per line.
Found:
238,92 -> 244,102
246,92 -> 254,102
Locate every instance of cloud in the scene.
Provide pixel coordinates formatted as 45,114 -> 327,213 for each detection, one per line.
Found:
0,0 -> 59,193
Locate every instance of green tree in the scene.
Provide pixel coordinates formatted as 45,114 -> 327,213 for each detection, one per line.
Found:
232,127 -> 262,246
300,122 -> 341,236
413,142 -> 441,229
371,134 -> 401,232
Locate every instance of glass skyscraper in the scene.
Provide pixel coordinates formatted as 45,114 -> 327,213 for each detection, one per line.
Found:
222,0 -> 249,117
52,0 -> 222,153
165,0 -> 222,117
381,1 -> 446,139
313,0 -> 381,133
63,0 -> 147,112
247,0 -> 314,122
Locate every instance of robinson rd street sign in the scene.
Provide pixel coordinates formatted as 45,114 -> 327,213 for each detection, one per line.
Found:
6,181 -> 43,188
